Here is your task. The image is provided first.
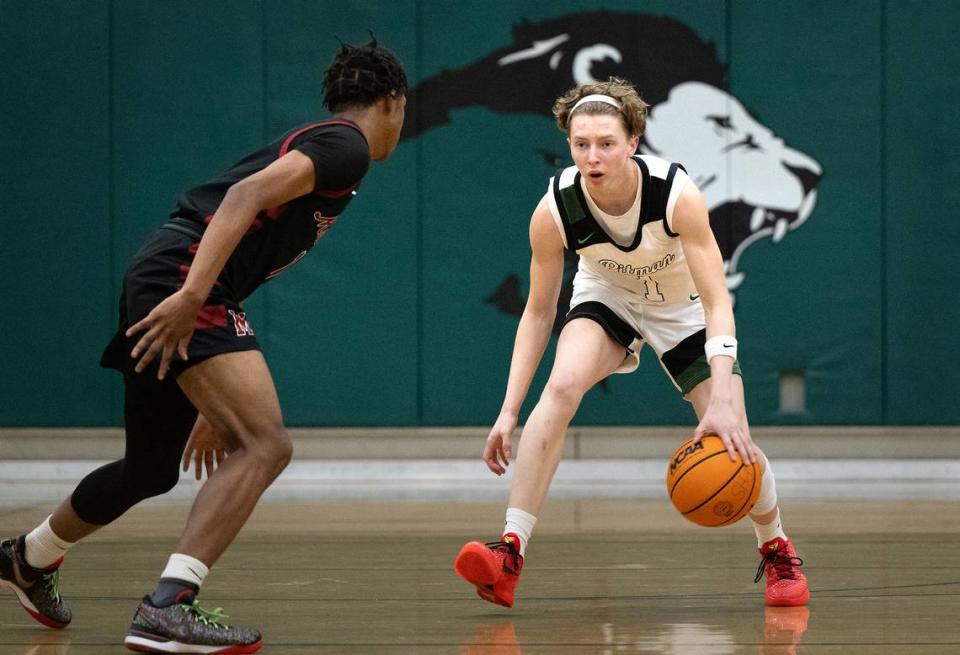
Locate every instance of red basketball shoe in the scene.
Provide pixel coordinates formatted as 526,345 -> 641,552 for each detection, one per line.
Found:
454,533 -> 524,608
755,537 -> 809,606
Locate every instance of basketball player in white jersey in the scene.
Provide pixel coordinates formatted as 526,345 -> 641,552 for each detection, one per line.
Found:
453,78 -> 809,609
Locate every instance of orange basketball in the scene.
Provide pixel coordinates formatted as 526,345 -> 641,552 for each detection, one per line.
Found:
666,435 -> 763,527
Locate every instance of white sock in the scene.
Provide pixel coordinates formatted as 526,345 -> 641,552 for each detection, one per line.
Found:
24,516 -> 75,569
749,454 -> 788,547
504,507 -> 537,556
752,508 -> 788,547
160,553 -> 209,588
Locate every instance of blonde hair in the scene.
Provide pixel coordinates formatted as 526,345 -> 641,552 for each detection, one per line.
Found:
552,77 -> 649,137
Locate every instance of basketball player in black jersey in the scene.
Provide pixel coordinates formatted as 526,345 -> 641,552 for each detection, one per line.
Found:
0,40 -> 406,653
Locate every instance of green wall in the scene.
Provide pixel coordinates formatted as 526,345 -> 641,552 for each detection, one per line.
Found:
1,1 -> 957,426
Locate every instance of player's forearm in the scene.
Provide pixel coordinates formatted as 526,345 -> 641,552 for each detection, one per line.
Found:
500,308 -> 555,416
703,300 -> 736,403
179,185 -> 261,304
702,295 -> 735,341
707,355 -> 735,403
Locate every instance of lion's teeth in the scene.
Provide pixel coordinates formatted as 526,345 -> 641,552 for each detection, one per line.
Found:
797,189 -> 817,225
750,207 -> 766,231
772,218 -> 789,244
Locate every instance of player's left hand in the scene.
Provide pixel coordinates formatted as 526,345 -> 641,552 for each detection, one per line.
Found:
181,414 -> 233,481
483,412 -> 518,475
693,402 -> 759,465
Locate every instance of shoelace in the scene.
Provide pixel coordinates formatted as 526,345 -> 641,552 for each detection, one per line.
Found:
754,550 -> 804,584
41,569 -> 61,602
484,540 -> 520,574
181,600 -> 231,629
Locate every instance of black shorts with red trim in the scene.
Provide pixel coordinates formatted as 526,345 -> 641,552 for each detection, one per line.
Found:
100,226 -> 261,380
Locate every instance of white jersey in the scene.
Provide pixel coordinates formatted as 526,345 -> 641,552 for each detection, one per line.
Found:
546,154 -> 695,305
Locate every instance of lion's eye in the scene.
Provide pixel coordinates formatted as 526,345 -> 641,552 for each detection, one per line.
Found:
706,115 -> 733,130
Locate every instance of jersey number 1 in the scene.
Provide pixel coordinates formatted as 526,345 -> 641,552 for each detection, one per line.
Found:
643,277 -> 665,302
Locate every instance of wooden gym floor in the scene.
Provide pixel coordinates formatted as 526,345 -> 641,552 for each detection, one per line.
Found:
0,499 -> 958,654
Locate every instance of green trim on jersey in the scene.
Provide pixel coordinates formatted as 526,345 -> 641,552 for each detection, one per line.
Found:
675,356 -> 743,396
551,156 -> 687,253
557,183 -> 587,225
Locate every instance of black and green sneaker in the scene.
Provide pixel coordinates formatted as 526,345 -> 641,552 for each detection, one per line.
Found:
0,535 -> 72,629
124,594 -> 263,654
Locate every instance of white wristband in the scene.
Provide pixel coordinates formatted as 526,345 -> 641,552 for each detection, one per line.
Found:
704,335 -> 737,362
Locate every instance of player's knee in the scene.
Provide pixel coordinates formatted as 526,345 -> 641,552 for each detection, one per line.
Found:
544,371 -> 585,409
151,468 -> 182,496
127,465 -> 181,501
243,425 -> 292,477
271,430 -> 294,471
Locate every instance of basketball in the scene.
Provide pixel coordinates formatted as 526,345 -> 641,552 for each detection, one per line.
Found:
666,435 -> 763,527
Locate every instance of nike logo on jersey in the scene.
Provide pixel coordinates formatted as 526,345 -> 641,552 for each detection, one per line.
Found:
577,232 -> 596,245
689,293 -> 700,301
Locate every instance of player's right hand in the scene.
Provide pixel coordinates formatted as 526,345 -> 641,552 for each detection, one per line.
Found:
126,289 -> 202,380
483,412 -> 518,475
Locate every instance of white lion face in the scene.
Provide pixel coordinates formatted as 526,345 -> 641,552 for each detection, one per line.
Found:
644,82 -> 822,291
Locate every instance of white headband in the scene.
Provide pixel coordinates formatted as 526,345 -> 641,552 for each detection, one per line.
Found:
571,94 -> 622,113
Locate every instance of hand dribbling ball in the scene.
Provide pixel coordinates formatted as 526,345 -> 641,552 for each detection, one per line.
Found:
666,435 -> 763,527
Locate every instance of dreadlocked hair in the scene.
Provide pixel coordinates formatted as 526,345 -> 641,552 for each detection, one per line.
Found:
323,38 -> 408,112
